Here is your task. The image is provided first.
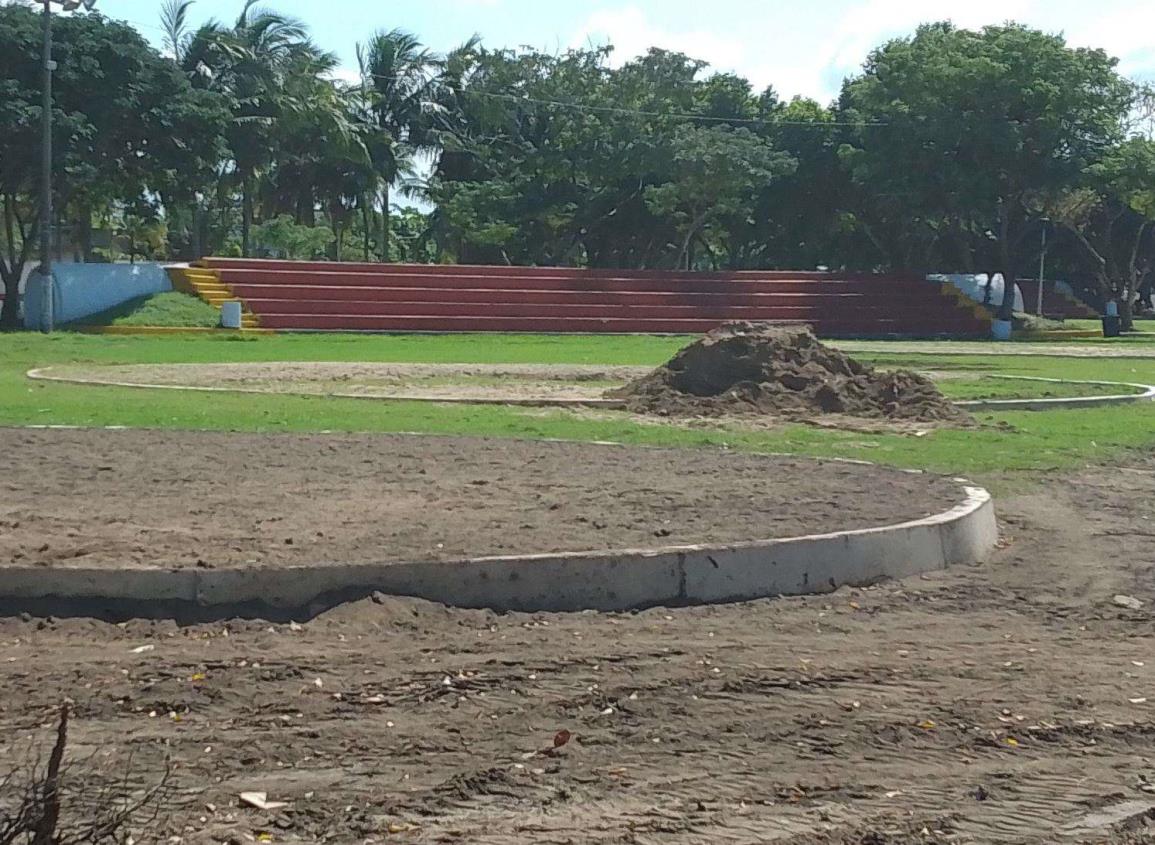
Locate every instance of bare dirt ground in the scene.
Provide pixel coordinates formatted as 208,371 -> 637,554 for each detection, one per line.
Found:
0,429 -> 960,571
0,441 -> 1151,842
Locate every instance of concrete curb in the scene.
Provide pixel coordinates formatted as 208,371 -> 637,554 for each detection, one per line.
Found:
0,479 -> 997,618
67,326 -> 276,336
25,368 -> 626,409
27,368 -> 1155,413
956,375 -> 1155,412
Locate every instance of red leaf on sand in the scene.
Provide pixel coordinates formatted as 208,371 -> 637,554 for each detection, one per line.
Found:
553,730 -> 572,749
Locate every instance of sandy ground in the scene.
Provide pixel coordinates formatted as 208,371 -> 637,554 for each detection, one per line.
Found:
0,448 -> 1152,841
36,362 -> 649,403
836,341 -> 1155,358
0,429 -> 960,571
34,361 -> 1146,413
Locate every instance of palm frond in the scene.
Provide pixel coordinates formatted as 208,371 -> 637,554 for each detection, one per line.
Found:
159,0 -> 195,62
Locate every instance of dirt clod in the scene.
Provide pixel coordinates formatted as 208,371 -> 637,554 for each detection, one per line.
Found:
612,322 -> 973,423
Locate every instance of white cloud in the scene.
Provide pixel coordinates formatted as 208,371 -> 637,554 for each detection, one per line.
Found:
572,6 -> 804,96
572,0 -> 1155,104
574,8 -> 747,72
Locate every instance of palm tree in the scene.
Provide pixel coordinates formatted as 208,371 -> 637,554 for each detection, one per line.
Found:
271,54 -> 371,259
357,29 -> 443,260
177,0 -> 317,256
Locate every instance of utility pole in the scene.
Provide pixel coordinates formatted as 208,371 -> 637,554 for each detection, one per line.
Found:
37,0 -> 98,334
39,0 -> 54,333
1036,218 -> 1049,318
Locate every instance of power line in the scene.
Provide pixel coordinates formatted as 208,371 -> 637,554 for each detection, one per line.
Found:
449,87 -> 883,128
352,70 -> 884,128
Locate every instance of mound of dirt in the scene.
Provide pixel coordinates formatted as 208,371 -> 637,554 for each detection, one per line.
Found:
611,322 -> 973,423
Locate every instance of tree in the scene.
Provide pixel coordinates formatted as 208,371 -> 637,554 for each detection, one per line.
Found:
181,0 -> 319,256
644,125 -> 793,268
1046,138 -> 1155,329
0,3 -> 224,326
429,46 -> 796,269
357,29 -> 444,260
839,23 -> 1133,318
265,49 -> 370,259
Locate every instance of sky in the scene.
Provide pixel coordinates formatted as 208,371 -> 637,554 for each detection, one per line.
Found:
85,0 -> 1155,103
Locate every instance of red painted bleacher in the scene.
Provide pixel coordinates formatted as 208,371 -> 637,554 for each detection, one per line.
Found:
197,259 -> 993,337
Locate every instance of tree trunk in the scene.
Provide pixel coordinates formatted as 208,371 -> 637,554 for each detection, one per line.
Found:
677,213 -> 709,270
997,202 -> 1016,322
380,184 -> 390,263
361,197 -> 371,261
1120,293 -> 1134,332
192,202 -> 203,260
953,225 -> 974,273
0,275 -> 19,329
241,174 -> 253,258
77,204 -> 93,262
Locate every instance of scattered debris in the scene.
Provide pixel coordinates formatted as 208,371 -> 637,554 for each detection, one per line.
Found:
240,792 -> 290,812
1114,594 -> 1145,610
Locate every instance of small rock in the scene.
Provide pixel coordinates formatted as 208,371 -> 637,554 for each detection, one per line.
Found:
1114,595 -> 1144,611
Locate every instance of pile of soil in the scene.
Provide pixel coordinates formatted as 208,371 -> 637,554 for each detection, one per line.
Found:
611,322 -> 973,423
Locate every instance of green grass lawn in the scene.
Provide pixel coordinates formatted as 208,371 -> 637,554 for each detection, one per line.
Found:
931,377 -> 1143,401
72,292 -> 220,328
5,331 -> 1155,492
1031,317 -> 1155,341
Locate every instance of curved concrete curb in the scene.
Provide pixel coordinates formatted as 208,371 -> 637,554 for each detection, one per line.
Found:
0,479 -> 997,619
27,368 -> 1155,413
25,368 -> 625,409
956,375 -> 1155,412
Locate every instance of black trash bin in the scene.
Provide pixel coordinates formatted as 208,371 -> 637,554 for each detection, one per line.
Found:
1102,315 -> 1122,337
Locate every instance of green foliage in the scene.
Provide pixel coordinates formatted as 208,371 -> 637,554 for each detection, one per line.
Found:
1044,138 -> 1155,324
115,214 -> 169,263
0,4 -> 226,325
252,215 -> 335,259
643,125 -> 793,267
838,23 -> 1134,315
429,47 -> 801,269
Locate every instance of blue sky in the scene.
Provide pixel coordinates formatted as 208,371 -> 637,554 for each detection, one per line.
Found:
92,0 -> 1155,102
